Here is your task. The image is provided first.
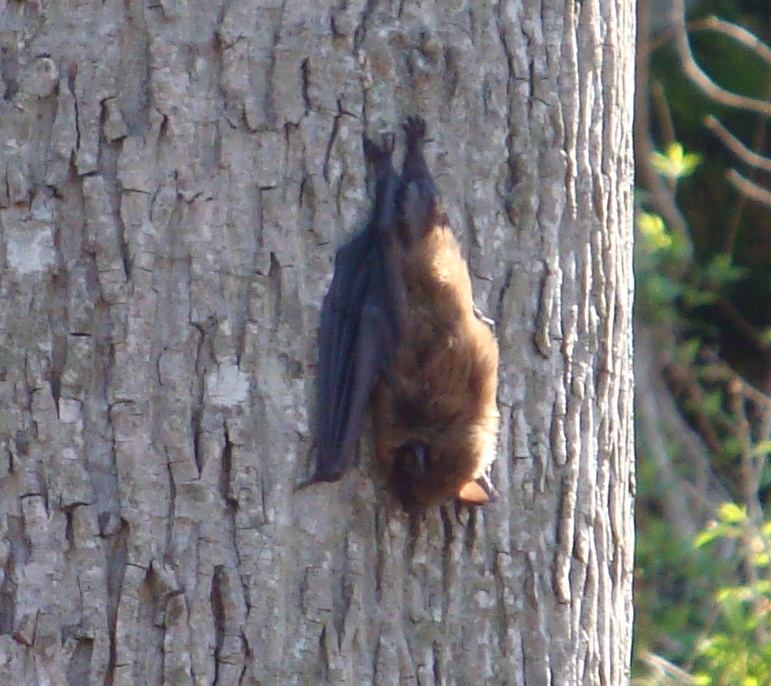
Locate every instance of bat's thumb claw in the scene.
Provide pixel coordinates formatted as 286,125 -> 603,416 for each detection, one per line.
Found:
473,304 -> 496,332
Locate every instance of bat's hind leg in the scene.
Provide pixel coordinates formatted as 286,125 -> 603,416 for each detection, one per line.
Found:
399,117 -> 445,244
363,133 -> 398,234
363,133 -> 395,176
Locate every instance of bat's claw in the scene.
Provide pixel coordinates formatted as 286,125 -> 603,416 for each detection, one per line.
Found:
476,472 -> 498,502
403,116 -> 427,141
363,133 -> 397,199
473,304 -> 496,332
363,132 -> 395,161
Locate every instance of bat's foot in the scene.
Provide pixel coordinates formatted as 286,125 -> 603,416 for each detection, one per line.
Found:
363,131 -> 399,233
363,132 -> 397,200
363,132 -> 395,163
403,116 -> 427,142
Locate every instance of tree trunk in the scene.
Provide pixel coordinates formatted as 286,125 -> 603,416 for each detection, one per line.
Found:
0,1 -> 635,685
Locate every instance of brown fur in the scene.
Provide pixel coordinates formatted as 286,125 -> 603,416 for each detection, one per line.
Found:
372,220 -> 500,509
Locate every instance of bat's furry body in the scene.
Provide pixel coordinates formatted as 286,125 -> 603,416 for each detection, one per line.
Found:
313,118 -> 500,511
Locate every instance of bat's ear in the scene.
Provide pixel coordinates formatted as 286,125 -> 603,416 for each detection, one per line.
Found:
457,475 -> 498,505
458,481 -> 489,505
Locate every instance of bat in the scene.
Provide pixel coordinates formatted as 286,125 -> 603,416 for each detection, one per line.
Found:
310,118 -> 500,511
371,117 -> 500,510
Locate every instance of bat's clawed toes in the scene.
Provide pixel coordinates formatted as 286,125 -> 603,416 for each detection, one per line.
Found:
383,132 -> 396,155
363,132 -> 395,162
403,116 -> 427,142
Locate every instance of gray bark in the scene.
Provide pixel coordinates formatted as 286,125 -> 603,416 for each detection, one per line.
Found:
0,1 -> 635,685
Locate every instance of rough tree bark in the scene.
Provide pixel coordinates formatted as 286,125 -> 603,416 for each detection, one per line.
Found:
0,1 -> 635,685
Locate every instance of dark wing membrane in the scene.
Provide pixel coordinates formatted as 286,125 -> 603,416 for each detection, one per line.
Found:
313,225 -> 397,481
312,135 -> 400,483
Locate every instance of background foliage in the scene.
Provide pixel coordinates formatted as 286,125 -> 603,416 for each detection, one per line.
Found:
634,0 -> 771,683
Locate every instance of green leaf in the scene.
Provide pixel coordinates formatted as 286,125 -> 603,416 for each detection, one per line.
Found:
694,525 -> 724,549
749,440 -> 771,458
703,254 -> 747,286
638,212 -> 674,250
681,284 -> 718,307
717,502 -> 746,525
650,143 -> 702,180
676,337 -> 702,364
754,580 -> 771,594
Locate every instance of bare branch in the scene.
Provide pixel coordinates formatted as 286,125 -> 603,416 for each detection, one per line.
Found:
727,169 -> 771,207
651,81 -> 677,146
639,651 -> 696,685
636,327 -> 730,539
699,351 -> 771,406
651,81 -> 678,194
691,16 -> 771,67
705,116 -> 771,173
670,0 -> 771,118
635,1 -> 692,251
716,115 -> 771,255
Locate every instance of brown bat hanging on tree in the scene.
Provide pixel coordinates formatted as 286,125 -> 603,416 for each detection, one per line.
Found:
310,117 -> 500,512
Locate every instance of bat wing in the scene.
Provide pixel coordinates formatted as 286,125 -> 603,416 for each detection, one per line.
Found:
311,135 -> 400,484
313,226 -> 398,481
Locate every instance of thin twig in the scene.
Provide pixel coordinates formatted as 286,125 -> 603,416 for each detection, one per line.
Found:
729,381 -> 769,646
637,327 -> 730,534
652,81 -> 677,146
670,0 -> 771,118
721,113 -> 769,255
727,169 -> 771,207
691,16 -> 771,67
705,116 -> 771,173
639,651 -> 696,685
698,351 -> 771,407
728,381 -> 762,521
651,80 -> 678,193
635,0 -> 692,251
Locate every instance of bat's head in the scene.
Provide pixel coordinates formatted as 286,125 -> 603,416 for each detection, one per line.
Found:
391,439 -> 497,512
